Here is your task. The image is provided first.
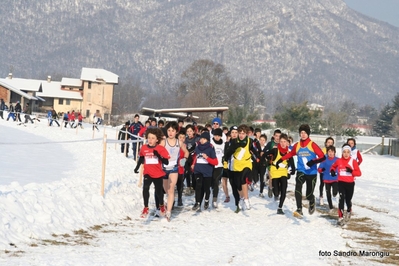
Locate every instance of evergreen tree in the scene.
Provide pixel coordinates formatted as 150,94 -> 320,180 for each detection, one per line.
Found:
392,92 -> 399,111
373,104 -> 396,137
274,101 -> 322,132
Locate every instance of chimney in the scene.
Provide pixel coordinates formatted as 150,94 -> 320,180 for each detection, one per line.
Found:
47,76 -> 51,83
8,73 -> 12,79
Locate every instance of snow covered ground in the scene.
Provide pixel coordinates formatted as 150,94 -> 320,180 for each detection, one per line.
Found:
0,118 -> 398,265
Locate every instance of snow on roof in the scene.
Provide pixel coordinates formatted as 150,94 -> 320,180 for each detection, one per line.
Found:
36,81 -> 83,100
0,78 -> 38,100
80,68 -> 118,84
1,77 -> 42,92
61,78 -> 82,87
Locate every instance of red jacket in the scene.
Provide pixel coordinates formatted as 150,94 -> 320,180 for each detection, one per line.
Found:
69,113 -> 76,121
138,126 -> 147,137
330,157 -> 361,183
139,144 -> 170,178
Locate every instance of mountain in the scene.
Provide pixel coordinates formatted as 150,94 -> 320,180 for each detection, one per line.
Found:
1,0 -> 398,109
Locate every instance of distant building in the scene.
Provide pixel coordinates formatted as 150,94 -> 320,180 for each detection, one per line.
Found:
356,116 -> 369,124
252,119 -> 277,127
0,68 -> 118,124
343,124 -> 372,135
0,73 -> 45,111
307,103 -> 324,112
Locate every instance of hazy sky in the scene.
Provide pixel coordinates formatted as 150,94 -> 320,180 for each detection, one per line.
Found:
344,0 -> 399,27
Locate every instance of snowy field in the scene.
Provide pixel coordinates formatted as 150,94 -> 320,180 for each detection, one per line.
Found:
0,118 -> 398,266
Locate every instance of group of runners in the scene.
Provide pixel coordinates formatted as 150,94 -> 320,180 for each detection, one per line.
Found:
129,116 -> 362,224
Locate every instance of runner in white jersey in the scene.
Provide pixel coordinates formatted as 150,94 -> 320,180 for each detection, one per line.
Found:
210,128 -> 225,208
160,121 -> 189,220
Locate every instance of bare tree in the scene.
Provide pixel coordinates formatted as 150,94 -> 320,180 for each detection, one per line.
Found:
143,77 -> 180,109
180,59 -> 233,107
113,77 -> 145,115
235,78 -> 264,113
324,111 -> 348,136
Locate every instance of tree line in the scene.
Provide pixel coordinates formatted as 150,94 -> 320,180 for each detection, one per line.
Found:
113,59 -> 396,137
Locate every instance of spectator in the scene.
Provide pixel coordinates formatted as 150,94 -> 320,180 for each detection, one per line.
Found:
23,103 -> 35,124
50,108 -> 60,127
6,102 -> 15,121
129,114 -> 144,160
118,122 -> 131,157
69,110 -> 76,128
0,99 -> 5,119
14,101 -> 22,122
63,112 -> 69,128
74,112 -> 84,129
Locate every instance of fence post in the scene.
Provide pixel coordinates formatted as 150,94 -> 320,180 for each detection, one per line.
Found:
101,134 -> 107,197
124,129 -> 128,156
388,139 -> 392,156
381,135 -> 385,155
115,129 -> 118,150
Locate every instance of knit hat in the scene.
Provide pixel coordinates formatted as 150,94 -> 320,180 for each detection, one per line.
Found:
125,121 -> 130,126
200,131 -> 210,142
298,124 -> 310,136
230,125 -> 238,132
212,117 -> 222,125
342,144 -> 351,152
213,128 -> 223,137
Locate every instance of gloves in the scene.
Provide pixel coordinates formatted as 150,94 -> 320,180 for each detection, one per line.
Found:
330,170 -> 336,177
345,167 -> 353,173
153,149 -> 161,159
275,159 -> 283,169
179,158 -> 187,167
134,167 -> 139,174
306,160 -> 316,167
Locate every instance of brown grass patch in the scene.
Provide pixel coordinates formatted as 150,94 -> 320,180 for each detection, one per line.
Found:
90,225 -> 103,231
286,189 -> 399,264
356,204 -> 390,214
41,239 -> 68,246
3,250 -> 25,257
342,217 -> 399,264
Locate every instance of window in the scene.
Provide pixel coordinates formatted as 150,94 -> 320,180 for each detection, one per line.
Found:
58,98 -> 64,105
88,81 -> 91,89
104,113 -> 109,121
86,110 -> 90,118
66,99 -> 71,105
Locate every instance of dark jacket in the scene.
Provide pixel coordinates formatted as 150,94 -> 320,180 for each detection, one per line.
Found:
193,142 -> 218,177
0,100 -> 5,111
51,110 -> 59,119
118,126 -> 130,140
15,103 -> 22,113
129,121 -> 143,139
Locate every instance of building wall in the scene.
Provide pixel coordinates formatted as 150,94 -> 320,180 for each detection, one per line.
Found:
53,98 -> 83,114
81,81 -> 114,123
0,86 -> 10,102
